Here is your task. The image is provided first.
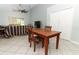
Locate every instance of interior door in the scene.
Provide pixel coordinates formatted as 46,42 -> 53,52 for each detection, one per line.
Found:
50,8 -> 74,40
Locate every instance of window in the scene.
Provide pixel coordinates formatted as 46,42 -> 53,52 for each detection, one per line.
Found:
8,17 -> 24,25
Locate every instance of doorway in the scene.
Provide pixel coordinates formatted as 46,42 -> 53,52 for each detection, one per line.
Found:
49,8 -> 74,40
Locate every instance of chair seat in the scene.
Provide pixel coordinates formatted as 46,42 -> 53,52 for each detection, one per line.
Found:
33,34 -> 37,37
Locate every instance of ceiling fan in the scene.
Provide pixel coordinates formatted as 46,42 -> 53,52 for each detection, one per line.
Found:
13,4 -> 28,13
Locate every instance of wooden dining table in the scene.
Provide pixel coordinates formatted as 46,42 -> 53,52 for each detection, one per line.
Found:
29,28 -> 61,55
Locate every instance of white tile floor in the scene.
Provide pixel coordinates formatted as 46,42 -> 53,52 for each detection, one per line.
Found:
0,35 -> 79,55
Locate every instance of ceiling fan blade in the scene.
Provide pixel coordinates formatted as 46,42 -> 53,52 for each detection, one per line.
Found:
13,5 -> 29,13
25,11 -> 28,13
13,9 -> 22,12
20,10 -> 28,13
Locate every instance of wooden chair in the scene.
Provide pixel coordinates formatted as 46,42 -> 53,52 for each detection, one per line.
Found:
27,25 -> 41,43
45,26 -> 52,31
27,25 -> 33,42
28,26 -> 43,52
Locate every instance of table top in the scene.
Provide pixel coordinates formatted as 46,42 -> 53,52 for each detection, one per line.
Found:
32,28 -> 61,38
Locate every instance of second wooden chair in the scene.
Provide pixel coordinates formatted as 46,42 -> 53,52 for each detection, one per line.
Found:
28,27 -> 43,52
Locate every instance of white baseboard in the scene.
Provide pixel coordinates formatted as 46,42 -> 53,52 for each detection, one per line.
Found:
61,38 -> 79,45
69,40 -> 79,45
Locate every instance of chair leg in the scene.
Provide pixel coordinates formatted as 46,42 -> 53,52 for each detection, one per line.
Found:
42,39 -> 49,48
28,36 -> 30,42
34,41 -> 36,52
42,39 -> 44,48
30,40 -> 31,47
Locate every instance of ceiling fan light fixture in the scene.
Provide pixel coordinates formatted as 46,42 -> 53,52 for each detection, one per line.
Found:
13,4 -> 28,13
21,10 -> 28,13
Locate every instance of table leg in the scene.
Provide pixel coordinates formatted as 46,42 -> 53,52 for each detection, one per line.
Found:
56,34 -> 60,49
28,34 -> 30,42
44,37 -> 48,55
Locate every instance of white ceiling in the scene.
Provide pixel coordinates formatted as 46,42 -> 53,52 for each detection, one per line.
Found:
13,4 -> 37,10
0,4 -> 37,12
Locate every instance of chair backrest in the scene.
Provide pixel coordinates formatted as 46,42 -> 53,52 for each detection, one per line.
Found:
27,24 -> 33,33
28,26 -> 36,42
28,25 -> 33,33
45,26 -> 52,31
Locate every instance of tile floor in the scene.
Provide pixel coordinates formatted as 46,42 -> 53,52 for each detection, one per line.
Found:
0,35 -> 79,55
